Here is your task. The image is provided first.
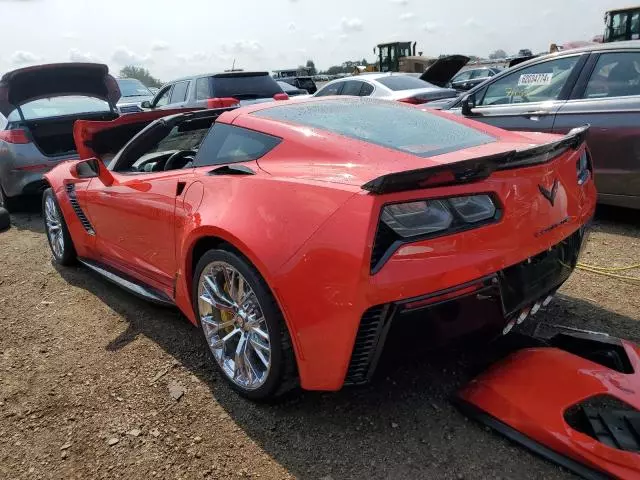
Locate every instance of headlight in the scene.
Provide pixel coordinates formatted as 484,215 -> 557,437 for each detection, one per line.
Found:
381,194 -> 496,238
577,150 -> 590,185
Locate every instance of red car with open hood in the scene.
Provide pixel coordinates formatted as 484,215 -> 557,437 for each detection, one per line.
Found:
42,97 -> 596,399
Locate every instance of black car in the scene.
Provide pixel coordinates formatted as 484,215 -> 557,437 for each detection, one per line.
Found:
447,67 -> 502,92
277,76 -> 317,94
277,81 -> 309,97
142,71 -> 286,109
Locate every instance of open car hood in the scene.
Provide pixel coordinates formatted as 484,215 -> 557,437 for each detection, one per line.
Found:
0,63 -> 121,117
419,55 -> 470,87
456,328 -> 640,480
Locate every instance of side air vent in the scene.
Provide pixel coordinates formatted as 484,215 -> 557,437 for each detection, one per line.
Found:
65,183 -> 95,235
370,221 -> 400,274
344,305 -> 393,385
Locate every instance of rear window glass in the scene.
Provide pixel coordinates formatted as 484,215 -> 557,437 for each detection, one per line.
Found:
6,96 -> 111,121
253,98 -> 495,157
211,74 -> 281,100
377,75 -> 435,91
117,79 -> 153,97
194,123 -> 281,166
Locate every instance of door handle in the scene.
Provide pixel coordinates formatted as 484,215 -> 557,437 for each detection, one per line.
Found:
176,181 -> 186,196
525,110 -> 549,116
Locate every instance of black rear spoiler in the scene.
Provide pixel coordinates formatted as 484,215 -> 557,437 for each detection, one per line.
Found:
362,125 -> 589,195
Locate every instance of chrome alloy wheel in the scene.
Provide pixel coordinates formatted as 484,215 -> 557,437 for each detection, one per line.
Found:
197,261 -> 271,390
44,195 -> 64,258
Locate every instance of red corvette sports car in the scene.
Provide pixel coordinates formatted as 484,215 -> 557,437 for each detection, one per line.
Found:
42,96 -> 596,399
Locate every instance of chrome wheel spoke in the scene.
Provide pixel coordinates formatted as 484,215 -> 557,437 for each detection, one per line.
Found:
201,275 -> 236,312
197,261 -> 271,391
249,336 -> 270,368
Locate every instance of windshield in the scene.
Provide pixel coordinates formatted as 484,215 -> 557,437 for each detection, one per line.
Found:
253,98 -> 495,158
277,81 -> 297,93
377,75 -> 436,91
117,79 -> 153,97
6,96 -> 111,121
212,74 -> 281,99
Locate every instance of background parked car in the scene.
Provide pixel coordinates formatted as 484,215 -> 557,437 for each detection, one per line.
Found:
116,78 -> 155,113
278,75 -> 317,94
314,73 -> 459,104
442,40 -> 640,209
277,81 -> 310,97
142,71 -> 287,110
0,63 -> 120,210
447,67 -> 502,92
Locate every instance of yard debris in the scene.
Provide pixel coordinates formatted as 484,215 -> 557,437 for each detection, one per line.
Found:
150,428 -> 160,438
127,429 -> 141,437
168,381 -> 185,401
107,437 -> 119,446
60,442 -> 72,450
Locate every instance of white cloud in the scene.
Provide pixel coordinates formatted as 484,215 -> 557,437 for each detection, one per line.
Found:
463,18 -> 481,28
220,40 -> 263,55
390,0 -> 408,4
61,31 -> 78,39
399,12 -> 415,21
312,33 -> 325,41
10,50 -> 40,66
422,21 -> 439,33
339,33 -> 348,41
151,41 -> 170,52
111,46 -> 151,66
339,17 -> 363,33
69,48 -> 98,62
288,22 -> 296,31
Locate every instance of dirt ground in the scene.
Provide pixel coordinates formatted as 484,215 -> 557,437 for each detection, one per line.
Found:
0,204 -> 638,480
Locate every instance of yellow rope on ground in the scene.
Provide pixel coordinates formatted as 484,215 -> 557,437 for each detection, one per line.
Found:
576,262 -> 640,283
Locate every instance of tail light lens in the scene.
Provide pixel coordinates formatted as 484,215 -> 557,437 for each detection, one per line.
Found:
0,129 -> 29,144
273,92 -> 289,101
381,195 -> 497,238
577,150 -> 591,185
206,97 -> 240,109
398,97 -> 429,105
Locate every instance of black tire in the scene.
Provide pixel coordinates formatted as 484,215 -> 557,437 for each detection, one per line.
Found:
0,186 -> 19,212
0,207 -> 9,231
42,188 -> 77,266
192,248 -> 298,401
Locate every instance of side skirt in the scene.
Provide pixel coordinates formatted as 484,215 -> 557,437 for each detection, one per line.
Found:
78,258 -> 175,307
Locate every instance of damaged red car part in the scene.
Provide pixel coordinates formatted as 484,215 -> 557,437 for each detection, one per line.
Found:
456,330 -> 640,480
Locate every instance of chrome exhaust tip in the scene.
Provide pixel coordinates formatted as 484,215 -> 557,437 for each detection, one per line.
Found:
516,308 -> 530,325
530,301 -> 542,315
503,319 -> 516,335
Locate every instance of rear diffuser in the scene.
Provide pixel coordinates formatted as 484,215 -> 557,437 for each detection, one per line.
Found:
455,329 -> 640,480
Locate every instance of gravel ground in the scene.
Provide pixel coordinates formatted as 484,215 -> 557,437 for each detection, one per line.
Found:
0,204 -> 638,480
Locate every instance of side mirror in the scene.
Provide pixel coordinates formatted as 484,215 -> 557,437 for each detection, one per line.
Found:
141,100 -> 152,109
71,158 -> 114,186
461,94 -> 476,116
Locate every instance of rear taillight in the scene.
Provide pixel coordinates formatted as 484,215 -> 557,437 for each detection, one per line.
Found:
0,129 -> 29,144
273,92 -> 289,101
398,97 -> 429,105
206,97 -> 240,109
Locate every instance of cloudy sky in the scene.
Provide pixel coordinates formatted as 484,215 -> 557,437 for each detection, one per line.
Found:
0,0 -> 626,80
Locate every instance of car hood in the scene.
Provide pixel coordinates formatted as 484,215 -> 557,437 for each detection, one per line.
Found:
117,95 -> 154,106
419,55 -> 470,87
0,63 -> 121,117
456,328 -> 640,480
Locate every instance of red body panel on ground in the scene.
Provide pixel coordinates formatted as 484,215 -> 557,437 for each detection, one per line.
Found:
458,340 -> 640,479
44,98 -> 597,391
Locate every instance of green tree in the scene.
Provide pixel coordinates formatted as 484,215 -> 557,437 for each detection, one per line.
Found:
118,65 -> 163,88
305,59 -> 317,76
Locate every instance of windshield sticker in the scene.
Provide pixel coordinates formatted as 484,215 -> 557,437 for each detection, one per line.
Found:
518,73 -> 553,86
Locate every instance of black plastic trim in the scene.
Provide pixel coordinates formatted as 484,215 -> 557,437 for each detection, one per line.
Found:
208,165 -> 256,176
454,399 -> 609,480
65,183 -> 95,235
362,126 -> 589,195
78,258 -> 175,306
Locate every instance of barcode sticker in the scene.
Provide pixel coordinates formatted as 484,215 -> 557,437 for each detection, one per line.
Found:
518,73 -> 553,86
